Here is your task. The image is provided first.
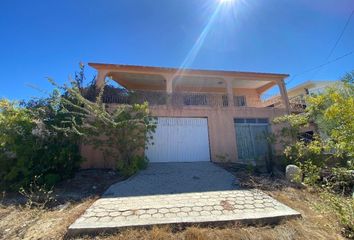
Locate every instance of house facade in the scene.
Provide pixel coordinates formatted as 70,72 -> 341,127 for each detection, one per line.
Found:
81,63 -> 291,169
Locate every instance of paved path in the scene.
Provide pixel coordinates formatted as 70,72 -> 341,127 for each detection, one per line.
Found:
105,162 -> 238,197
69,162 -> 300,235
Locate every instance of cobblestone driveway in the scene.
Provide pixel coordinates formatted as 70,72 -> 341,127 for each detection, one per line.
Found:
69,162 -> 300,235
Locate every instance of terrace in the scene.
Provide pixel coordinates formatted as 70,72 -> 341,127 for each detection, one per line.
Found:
89,63 -> 292,112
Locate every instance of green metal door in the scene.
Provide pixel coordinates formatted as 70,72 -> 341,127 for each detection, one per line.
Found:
234,118 -> 270,165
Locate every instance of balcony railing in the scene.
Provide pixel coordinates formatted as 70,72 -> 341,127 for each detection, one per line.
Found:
100,90 -> 229,108
84,88 -> 288,109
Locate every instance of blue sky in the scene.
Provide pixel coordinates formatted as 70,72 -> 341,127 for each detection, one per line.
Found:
0,0 -> 353,100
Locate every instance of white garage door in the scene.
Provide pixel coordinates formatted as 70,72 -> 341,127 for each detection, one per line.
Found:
146,117 -> 210,162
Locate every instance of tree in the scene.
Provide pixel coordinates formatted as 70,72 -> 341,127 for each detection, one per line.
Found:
0,92 -> 82,191
273,72 -> 353,188
306,71 -> 354,159
53,79 -> 156,176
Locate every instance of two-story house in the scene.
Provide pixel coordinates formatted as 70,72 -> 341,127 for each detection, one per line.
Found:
81,63 -> 291,169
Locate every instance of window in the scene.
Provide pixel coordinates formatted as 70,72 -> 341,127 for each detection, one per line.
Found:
183,94 -> 208,106
234,96 -> 247,106
246,118 -> 257,124
234,118 -> 269,124
222,95 -> 228,107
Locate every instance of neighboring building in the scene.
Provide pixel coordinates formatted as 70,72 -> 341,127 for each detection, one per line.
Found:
287,80 -> 336,98
264,80 -> 336,111
81,63 -> 291,169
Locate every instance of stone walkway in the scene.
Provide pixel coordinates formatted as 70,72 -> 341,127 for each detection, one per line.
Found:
68,163 -> 301,235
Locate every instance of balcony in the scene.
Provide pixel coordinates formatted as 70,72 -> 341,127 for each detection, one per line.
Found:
84,88 -> 289,109
100,90 -> 228,107
88,63 -> 291,112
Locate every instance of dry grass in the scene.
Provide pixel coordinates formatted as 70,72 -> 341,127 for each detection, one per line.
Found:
0,198 -> 95,240
0,173 -> 347,240
75,187 -> 345,240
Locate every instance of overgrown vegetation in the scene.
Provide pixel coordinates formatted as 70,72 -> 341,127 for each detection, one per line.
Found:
0,93 -> 82,191
55,80 -> 156,177
0,179 -> 347,240
0,64 -> 155,191
272,71 -> 354,238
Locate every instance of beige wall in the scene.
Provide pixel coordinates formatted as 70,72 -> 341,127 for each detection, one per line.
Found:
81,105 -> 287,169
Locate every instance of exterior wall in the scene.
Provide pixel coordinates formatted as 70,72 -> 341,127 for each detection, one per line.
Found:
81,105 -> 287,168
81,144 -> 116,169
235,88 -> 261,107
288,81 -> 335,98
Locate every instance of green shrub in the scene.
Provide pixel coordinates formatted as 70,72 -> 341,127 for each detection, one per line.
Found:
299,160 -> 321,185
324,167 -> 354,195
0,96 -> 82,191
56,79 -> 156,177
43,173 -> 61,188
117,155 -> 149,177
0,64 -> 155,191
273,73 -> 354,190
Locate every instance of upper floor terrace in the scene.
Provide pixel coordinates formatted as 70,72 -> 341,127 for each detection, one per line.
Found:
89,63 -> 292,113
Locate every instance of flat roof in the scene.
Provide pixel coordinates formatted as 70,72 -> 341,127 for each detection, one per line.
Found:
88,63 -> 289,79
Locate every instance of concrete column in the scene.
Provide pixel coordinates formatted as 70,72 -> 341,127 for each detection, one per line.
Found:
225,78 -> 234,107
277,80 -> 290,114
163,74 -> 174,106
95,70 -> 109,89
165,75 -> 173,94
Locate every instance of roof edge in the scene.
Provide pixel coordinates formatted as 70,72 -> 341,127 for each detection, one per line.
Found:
88,62 -> 289,79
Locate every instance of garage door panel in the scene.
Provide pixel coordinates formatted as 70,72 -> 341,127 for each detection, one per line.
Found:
234,118 -> 270,164
146,117 -> 210,162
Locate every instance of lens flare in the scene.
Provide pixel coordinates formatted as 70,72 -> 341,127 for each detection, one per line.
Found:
220,0 -> 235,3
173,0 -> 241,86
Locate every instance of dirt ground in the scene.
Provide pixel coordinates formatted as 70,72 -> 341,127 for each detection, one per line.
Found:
0,168 -> 348,240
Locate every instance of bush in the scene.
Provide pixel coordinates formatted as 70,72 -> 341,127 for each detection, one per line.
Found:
324,167 -> 354,195
57,82 -> 156,177
0,95 -> 82,191
0,64 -> 155,190
273,73 -> 354,193
117,155 -> 149,177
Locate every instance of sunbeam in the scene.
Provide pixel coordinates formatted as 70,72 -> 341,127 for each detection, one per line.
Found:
173,0 -> 241,85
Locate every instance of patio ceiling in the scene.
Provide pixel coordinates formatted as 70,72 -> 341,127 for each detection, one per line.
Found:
90,63 -> 287,92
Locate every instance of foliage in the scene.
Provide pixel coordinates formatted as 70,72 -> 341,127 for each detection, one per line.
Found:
316,191 -> 354,238
273,72 -> 354,192
52,76 -> 156,177
271,72 -> 354,238
323,167 -> 354,196
272,113 -> 309,141
0,93 -> 82,191
306,72 -> 354,159
0,63 -> 155,191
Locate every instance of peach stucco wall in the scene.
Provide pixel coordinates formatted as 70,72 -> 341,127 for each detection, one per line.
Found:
80,105 -> 287,169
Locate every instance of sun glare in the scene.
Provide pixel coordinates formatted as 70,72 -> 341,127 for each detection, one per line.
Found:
173,0 -> 242,84
220,0 -> 234,3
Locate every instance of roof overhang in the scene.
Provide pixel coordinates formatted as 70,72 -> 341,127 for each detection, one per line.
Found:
88,63 -> 289,93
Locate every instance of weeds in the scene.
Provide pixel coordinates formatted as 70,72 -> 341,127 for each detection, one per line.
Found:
19,176 -> 56,209
315,191 -> 354,239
